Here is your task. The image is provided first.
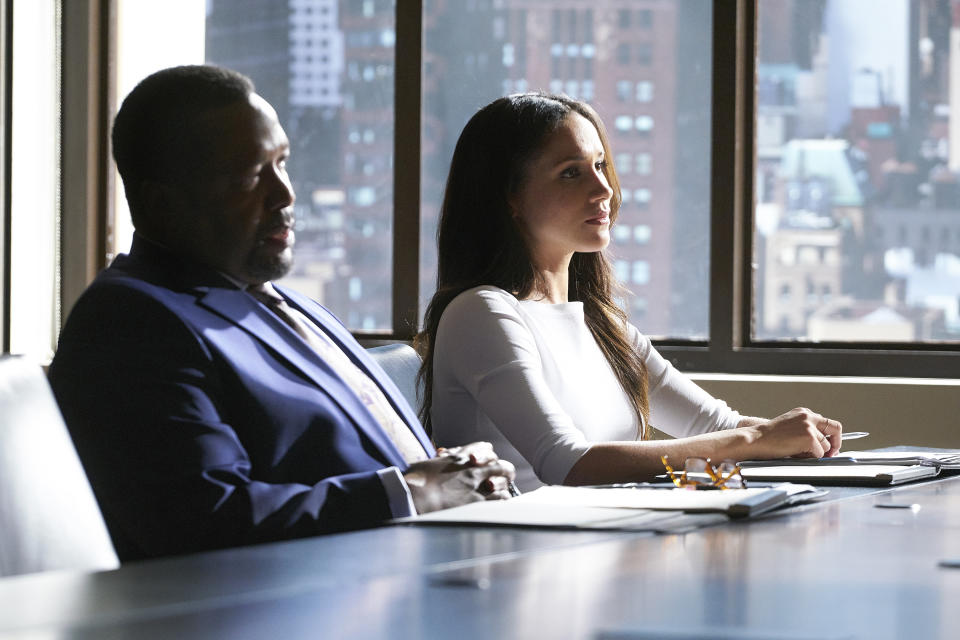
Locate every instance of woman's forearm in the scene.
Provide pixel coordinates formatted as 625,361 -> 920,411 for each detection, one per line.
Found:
563,429 -> 755,485
563,407 -> 842,486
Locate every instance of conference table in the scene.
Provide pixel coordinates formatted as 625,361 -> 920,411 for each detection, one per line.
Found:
2,474 -> 959,639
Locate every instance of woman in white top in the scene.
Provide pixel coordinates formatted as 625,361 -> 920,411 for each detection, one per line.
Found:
417,93 -> 843,491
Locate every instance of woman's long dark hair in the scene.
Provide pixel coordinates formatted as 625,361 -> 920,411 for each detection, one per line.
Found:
416,93 -> 650,438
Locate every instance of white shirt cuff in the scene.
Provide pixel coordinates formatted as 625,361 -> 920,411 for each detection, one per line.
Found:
376,466 -> 418,517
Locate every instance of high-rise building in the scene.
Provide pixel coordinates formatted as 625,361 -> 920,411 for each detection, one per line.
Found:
207,0 -> 349,311
289,0 -> 343,109
330,0 -> 395,330
206,0 -> 293,123
424,1 -> 689,336
207,1 -> 714,336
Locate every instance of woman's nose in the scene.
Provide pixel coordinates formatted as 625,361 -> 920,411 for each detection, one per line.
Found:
591,168 -> 613,200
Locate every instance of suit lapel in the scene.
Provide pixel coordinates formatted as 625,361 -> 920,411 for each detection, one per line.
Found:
119,236 -> 425,462
197,287 -> 411,467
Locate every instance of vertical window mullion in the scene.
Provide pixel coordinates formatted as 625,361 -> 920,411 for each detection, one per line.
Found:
709,0 -> 755,362
61,0 -> 112,326
737,0 -> 757,351
392,0 -> 422,338
0,0 -> 9,353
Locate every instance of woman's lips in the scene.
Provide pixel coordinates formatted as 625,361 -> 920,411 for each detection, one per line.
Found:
585,214 -> 610,225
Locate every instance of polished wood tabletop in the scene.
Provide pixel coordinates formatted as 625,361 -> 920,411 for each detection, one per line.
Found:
2,476 -> 959,639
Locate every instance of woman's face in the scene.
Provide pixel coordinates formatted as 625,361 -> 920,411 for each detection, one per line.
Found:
510,112 -> 613,269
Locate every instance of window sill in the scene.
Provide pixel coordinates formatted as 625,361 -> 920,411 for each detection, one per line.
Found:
687,373 -> 959,449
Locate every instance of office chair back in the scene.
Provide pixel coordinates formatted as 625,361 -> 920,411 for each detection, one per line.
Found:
0,355 -> 119,577
366,343 -> 423,413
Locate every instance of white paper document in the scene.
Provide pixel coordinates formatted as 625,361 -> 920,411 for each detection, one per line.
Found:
395,483 -> 823,531
741,463 -> 938,485
839,450 -> 960,469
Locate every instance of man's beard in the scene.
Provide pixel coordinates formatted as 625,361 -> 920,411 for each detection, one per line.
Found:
242,245 -> 293,283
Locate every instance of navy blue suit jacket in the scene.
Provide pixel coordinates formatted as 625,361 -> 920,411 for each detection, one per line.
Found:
49,235 -> 435,561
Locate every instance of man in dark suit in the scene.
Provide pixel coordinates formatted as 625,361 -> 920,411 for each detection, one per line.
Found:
48,65 -> 514,561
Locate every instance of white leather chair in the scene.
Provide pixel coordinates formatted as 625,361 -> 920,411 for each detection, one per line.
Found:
0,355 -> 119,577
366,343 -> 423,413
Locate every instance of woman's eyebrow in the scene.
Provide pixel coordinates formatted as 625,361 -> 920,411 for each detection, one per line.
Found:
551,150 -> 604,167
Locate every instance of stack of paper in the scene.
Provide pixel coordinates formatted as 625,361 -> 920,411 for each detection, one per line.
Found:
741,463 -> 937,485
839,450 -> 960,469
395,483 -> 825,532
740,449 -> 960,485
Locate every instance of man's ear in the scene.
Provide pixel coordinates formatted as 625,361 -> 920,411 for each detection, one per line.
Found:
137,180 -> 165,216
506,193 -> 521,220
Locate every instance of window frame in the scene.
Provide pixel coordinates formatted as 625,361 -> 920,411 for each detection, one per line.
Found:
0,0 -> 9,352
54,0 -> 960,377
61,0 -> 113,328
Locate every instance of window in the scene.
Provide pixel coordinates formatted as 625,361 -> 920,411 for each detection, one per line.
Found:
634,188 -> 652,208
111,1 -> 208,261
636,152 -> 653,175
614,259 -> 629,283
637,10 -> 653,29
349,187 -> 377,207
636,81 -> 653,103
114,0 -> 395,331
754,0 -> 960,346
613,224 -> 631,243
632,296 -> 648,318
631,261 -> 650,285
50,0 -> 957,377
614,115 -> 633,132
635,115 -> 654,134
634,225 -> 652,245
636,42 -> 652,66
581,80 -> 594,101
424,2 -> 709,340
7,0 -> 61,360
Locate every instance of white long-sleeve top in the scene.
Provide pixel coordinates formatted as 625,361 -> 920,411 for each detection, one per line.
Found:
431,285 -> 741,491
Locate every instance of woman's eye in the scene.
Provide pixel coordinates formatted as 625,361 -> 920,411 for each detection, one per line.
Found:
560,167 -> 580,179
595,160 -> 607,171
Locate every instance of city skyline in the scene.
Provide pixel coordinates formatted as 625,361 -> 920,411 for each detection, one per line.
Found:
203,0 -> 960,343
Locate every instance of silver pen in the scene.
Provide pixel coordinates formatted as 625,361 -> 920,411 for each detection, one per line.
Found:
841,431 -> 869,440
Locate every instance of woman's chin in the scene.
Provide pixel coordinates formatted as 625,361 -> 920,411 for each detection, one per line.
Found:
586,232 -> 611,251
